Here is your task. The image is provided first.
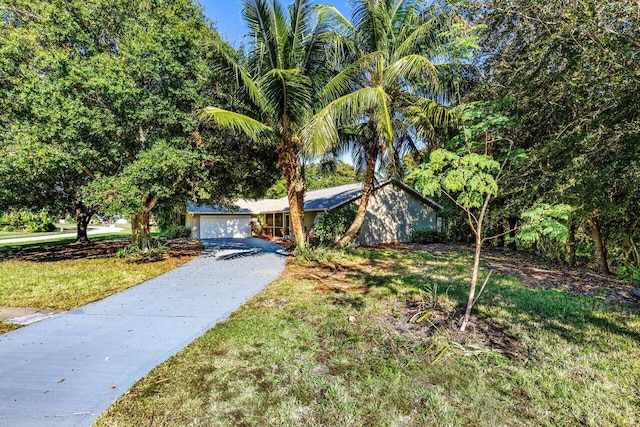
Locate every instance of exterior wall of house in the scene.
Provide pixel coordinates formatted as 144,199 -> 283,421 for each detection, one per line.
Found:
186,214 -> 200,239
304,212 -> 319,233
354,183 -> 438,245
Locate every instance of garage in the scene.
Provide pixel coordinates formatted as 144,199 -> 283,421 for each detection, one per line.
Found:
199,215 -> 251,238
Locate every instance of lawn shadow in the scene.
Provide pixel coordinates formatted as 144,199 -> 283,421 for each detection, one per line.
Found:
328,244 -> 640,356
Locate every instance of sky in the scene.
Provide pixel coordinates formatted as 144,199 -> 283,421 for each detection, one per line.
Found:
200,0 -> 350,46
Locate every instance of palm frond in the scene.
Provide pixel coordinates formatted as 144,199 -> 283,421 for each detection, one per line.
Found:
242,0 -> 283,70
403,96 -> 457,142
303,86 -> 392,155
394,15 -> 442,59
384,54 -> 438,87
317,50 -> 384,105
259,68 -> 313,127
312,5 -> 353,33
200,107 -> 273,142
212,41 -> 273,116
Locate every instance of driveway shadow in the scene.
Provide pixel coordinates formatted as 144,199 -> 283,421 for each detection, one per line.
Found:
201,238 -> 288,259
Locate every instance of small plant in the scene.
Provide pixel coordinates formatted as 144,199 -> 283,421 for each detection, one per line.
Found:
618,264 -> 640,285
411,229 -> 445,244
293,245 -> 358,263
116,241 -> 169,261
161,225 -> 191,239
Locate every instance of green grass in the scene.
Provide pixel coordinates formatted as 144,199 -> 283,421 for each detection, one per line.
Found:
0,256 -> 192,310
0,232 -> 130,252
0,239 -> 201,333
96,246 -> 640,426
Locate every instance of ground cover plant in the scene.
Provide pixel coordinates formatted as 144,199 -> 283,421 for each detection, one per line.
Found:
0,239 -> 202,334
96,244 -> 640,426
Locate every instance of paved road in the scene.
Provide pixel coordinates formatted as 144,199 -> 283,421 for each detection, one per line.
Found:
0,226 -> 124,245
0,238 -> 286,426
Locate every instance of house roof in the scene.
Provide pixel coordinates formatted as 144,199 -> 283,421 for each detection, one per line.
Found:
187,179 -> 441,215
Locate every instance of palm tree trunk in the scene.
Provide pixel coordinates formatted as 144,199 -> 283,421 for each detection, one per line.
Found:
334,145 -> 378,248
279,145 -> 307,249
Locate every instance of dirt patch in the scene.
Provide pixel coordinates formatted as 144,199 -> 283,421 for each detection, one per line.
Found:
0,238 -> 204,262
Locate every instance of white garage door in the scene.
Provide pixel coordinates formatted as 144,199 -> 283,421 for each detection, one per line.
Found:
200,215 -> 251,238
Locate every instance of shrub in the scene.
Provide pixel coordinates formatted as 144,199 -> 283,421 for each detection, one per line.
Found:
618,264 -> 640,285
311,207 -> 357,246
161,225 -> 191,239
0,209 -> 55,232
411,228 -> 445,244
116,241 -> 169,261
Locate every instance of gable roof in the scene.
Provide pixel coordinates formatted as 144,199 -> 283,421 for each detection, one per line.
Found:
187,179 -> 441,215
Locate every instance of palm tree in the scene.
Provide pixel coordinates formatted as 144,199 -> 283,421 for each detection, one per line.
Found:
200,0 -> 342,249
304,0 -> 473,248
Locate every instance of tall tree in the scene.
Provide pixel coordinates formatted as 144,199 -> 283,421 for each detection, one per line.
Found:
0,0 -> 137,240
304,0 -> 475,248
200,0 -> 340,249
0,0 -> 278,246
468,0 -> 640,271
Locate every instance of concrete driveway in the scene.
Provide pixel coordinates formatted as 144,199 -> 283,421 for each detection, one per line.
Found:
0,238 -> 286,426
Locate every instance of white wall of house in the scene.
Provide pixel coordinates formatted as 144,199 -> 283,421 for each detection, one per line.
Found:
185,214 -> 199,239
356,183 -> 437,245
199,215 -> 252,238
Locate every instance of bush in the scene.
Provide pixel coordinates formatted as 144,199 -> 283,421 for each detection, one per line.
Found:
161,225 -> 191,239
293,245 -> 359,263
618,264 -> 640,285
116,241 -> 169,261
411,228 -> 445,244
0,209 -> 55,232
311,207 -> 357,246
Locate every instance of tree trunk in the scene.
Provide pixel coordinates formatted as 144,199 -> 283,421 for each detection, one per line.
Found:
334,145 -> 378,249
461,232 -> 483,332
496,219 -> 505,249
587,213 -> 610,275
131,211 -> 151,250
279,144 -> 306,249
75,206 -> 93,243
507,216 -> 518,251
460,194 -> 491,332
568,221 -> 576,267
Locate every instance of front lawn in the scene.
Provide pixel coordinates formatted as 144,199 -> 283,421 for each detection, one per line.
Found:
0,239 -> 202,334
96,245 -> 640,426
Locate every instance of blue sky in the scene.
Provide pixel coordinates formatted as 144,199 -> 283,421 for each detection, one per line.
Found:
200,0 -> 350,46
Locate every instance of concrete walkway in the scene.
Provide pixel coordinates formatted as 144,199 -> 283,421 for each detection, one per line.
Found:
0,226 -> 124,245
0,238 -> 286,426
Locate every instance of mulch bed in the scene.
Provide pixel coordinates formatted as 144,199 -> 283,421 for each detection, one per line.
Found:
0,238 -> 204,262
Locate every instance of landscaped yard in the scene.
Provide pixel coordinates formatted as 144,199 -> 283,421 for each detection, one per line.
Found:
95,244 -> 640,426
0,239 -> 203,334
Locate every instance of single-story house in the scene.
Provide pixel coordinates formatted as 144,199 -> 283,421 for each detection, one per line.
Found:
186,179 -> 443,245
